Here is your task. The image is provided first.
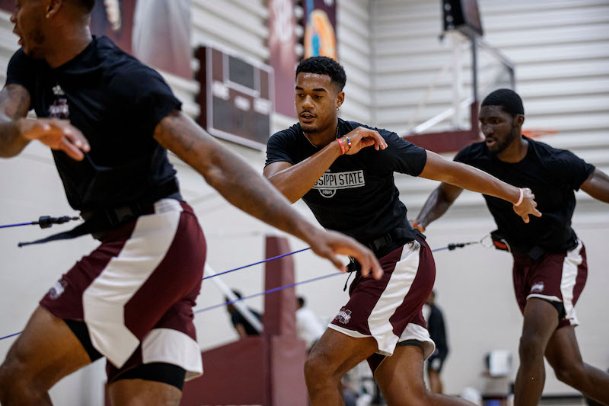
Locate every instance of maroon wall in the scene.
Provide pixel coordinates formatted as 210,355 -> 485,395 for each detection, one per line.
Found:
181,235 -> 308,405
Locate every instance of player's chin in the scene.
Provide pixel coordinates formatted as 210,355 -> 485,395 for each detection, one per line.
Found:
300,124 -> 319,134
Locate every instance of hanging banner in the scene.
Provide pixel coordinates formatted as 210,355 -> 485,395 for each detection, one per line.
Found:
302,0 -> 337,60
90,0 -> 192,79
268,0 -> 298,118
0,0 -> 12,12
90,0 -> 137,55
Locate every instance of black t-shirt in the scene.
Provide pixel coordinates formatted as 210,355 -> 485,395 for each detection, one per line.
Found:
454,137 -> 595,253
5,36 -> 182,211
265,119 -> 427,244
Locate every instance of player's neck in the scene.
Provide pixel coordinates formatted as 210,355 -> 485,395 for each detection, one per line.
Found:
497,136 -> 528,163
45,26 -> 92,68
303,123 -> 339,148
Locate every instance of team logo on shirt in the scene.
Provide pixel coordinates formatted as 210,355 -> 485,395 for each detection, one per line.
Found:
334,307 -> 352,324
49,85 -> 70,119
531,281 -> 544,293
312,170 -> 365,198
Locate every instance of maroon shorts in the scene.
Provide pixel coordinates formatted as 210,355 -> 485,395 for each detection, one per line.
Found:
512,240 -> 587,328
329,236 -> 436,359
40,199 -> 206,381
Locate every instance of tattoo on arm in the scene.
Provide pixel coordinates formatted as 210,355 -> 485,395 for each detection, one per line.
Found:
0,85 -> 31,157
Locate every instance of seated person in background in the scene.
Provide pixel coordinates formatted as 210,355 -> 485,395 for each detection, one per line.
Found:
423,290 -> 449,394
296,296 -> 325,351
225,290 -> 263,338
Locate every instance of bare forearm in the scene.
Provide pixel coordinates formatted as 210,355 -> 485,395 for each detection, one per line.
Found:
200,146 -> 315,238
416,187 -> 459,229
156,113 -> 318,241
265,142 -> 342,202
448,164 -> 519,202
0,119 -> 29,157
419,151 -> 540,224
421,153 -> 520,204
0,85 -> 32,157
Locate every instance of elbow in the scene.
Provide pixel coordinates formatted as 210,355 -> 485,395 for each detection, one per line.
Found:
0,145 -> 25,158
265,175 -> 299,204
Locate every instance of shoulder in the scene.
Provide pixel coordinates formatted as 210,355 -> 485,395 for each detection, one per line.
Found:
527,138 -> 594,186
8,48 -> 28,65
6,48 -> 45,87
96,37 -> 168,88
529,138 -> 582,165
269,123 -> 301,143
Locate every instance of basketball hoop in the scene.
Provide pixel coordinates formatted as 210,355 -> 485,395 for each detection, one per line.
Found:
522,129 -> 559,139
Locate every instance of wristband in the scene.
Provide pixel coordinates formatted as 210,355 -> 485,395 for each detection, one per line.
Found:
412,221 -> 426,233
514,188 -> 524,207
344,136 -> 352,152
337,137 -> 352,155
337,138 -> 346,155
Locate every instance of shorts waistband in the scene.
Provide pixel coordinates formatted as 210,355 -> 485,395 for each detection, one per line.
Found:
365,227 -> 417,257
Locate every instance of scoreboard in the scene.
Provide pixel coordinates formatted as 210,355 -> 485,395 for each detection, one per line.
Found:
195,46 -> 274,150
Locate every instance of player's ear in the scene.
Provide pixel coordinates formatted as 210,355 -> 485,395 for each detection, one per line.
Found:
336,91 -> 344,110
515,114 -> 525,127
45,0 -> 62,19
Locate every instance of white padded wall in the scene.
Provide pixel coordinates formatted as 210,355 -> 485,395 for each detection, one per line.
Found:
337,0 -> 373,122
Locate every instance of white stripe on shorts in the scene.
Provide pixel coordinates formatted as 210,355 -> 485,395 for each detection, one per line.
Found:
83,199 -> 183,368
525,240 -> 583,327
367,240 -> 421,356
561,240 -> 583,326
143,328 -> 203,380
329,241 -> 435,357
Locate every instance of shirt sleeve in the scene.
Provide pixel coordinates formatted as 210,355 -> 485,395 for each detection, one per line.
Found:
380,130 -> 427,176
5,49 -> 35,100
453,146 -> 471,164
265,129 -> 297,166
548,149 -> 595,190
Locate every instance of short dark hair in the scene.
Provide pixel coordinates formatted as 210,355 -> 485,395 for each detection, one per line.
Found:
481,88 -> 525,117
296,56 -> 347,91
297,296 -> 305,307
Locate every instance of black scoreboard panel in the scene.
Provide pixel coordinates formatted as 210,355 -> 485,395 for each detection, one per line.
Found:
195,47 -> 274,150
442,0 -> 483,37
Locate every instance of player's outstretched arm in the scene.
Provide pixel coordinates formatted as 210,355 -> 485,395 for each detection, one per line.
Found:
419,150 -> 541,223
154,111 -> 382,279
414,182 -> 464,231
581,168 -> 609,204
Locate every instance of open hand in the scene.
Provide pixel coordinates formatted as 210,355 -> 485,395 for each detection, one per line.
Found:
342,127 -> 388,155
513,187 -> 542,223
20,118 -> 90,160
307,228 -> 383,280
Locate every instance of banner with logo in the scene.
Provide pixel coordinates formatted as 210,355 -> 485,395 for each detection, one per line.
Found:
302,0 -> 337,60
